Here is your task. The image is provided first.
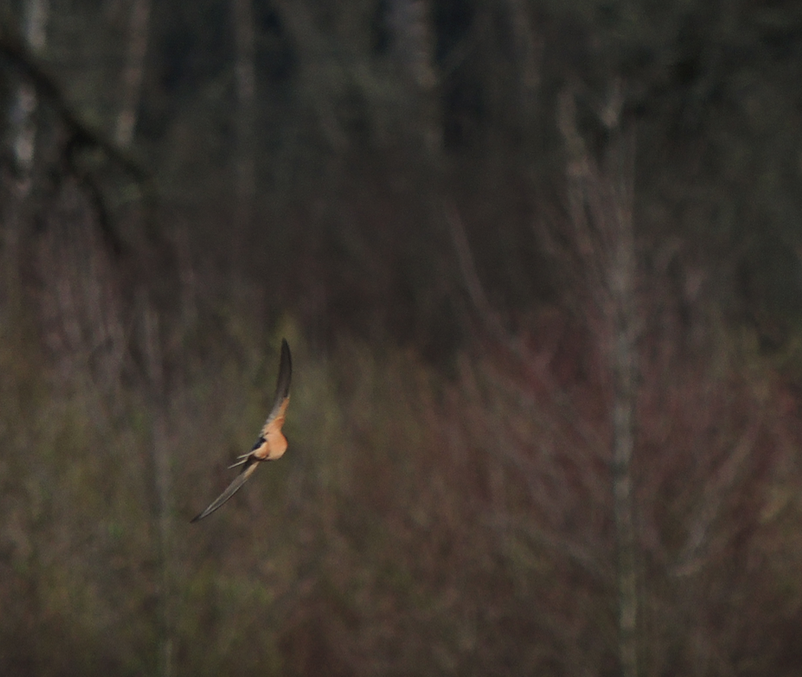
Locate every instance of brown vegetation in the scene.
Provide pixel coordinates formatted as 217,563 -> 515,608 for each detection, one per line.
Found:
3,1 -> 802,675
3,150 -> 802,676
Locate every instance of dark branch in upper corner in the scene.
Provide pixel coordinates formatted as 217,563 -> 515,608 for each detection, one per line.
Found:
0,16 -> 158,254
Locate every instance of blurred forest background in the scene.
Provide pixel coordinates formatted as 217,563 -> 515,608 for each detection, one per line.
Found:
2,0 -> 802,675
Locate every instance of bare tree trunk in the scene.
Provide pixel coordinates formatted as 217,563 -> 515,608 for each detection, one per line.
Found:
503,0 -> 540,129
10,0 -> 47,185
558,84 -> 640,677
142,297 -> 174,677
231,0 -> 256,253
115,0 -> 151,147
608,137 -> 638,677
3,0 -> 48,309
387,0 -> 439,154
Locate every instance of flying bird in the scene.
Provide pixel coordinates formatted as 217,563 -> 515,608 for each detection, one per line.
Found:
191,339 -> 292,522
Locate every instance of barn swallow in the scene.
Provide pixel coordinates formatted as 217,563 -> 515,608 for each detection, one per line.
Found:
191,339 -> 292,522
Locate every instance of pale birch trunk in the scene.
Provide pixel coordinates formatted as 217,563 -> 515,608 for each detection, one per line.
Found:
387,0 -> 439,154
142,297 -> 174,677
607,136 -> 639,677
10,0 -> 47,185
115,0 -> 151,147
448,80 -> 640,675
232,0 -> 256,248
4,0 -> 49,309
504,0 -> 540,124
558,85 -> 640,677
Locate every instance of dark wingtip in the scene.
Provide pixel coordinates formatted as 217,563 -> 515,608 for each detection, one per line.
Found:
278,338 -> 292,393
281,338 -> 291,371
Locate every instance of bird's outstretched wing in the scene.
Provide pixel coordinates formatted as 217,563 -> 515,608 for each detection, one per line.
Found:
191,339 -> 292,522
229,338 -> 292,466
259,337 -> 292,445
190,459 -> 259,522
